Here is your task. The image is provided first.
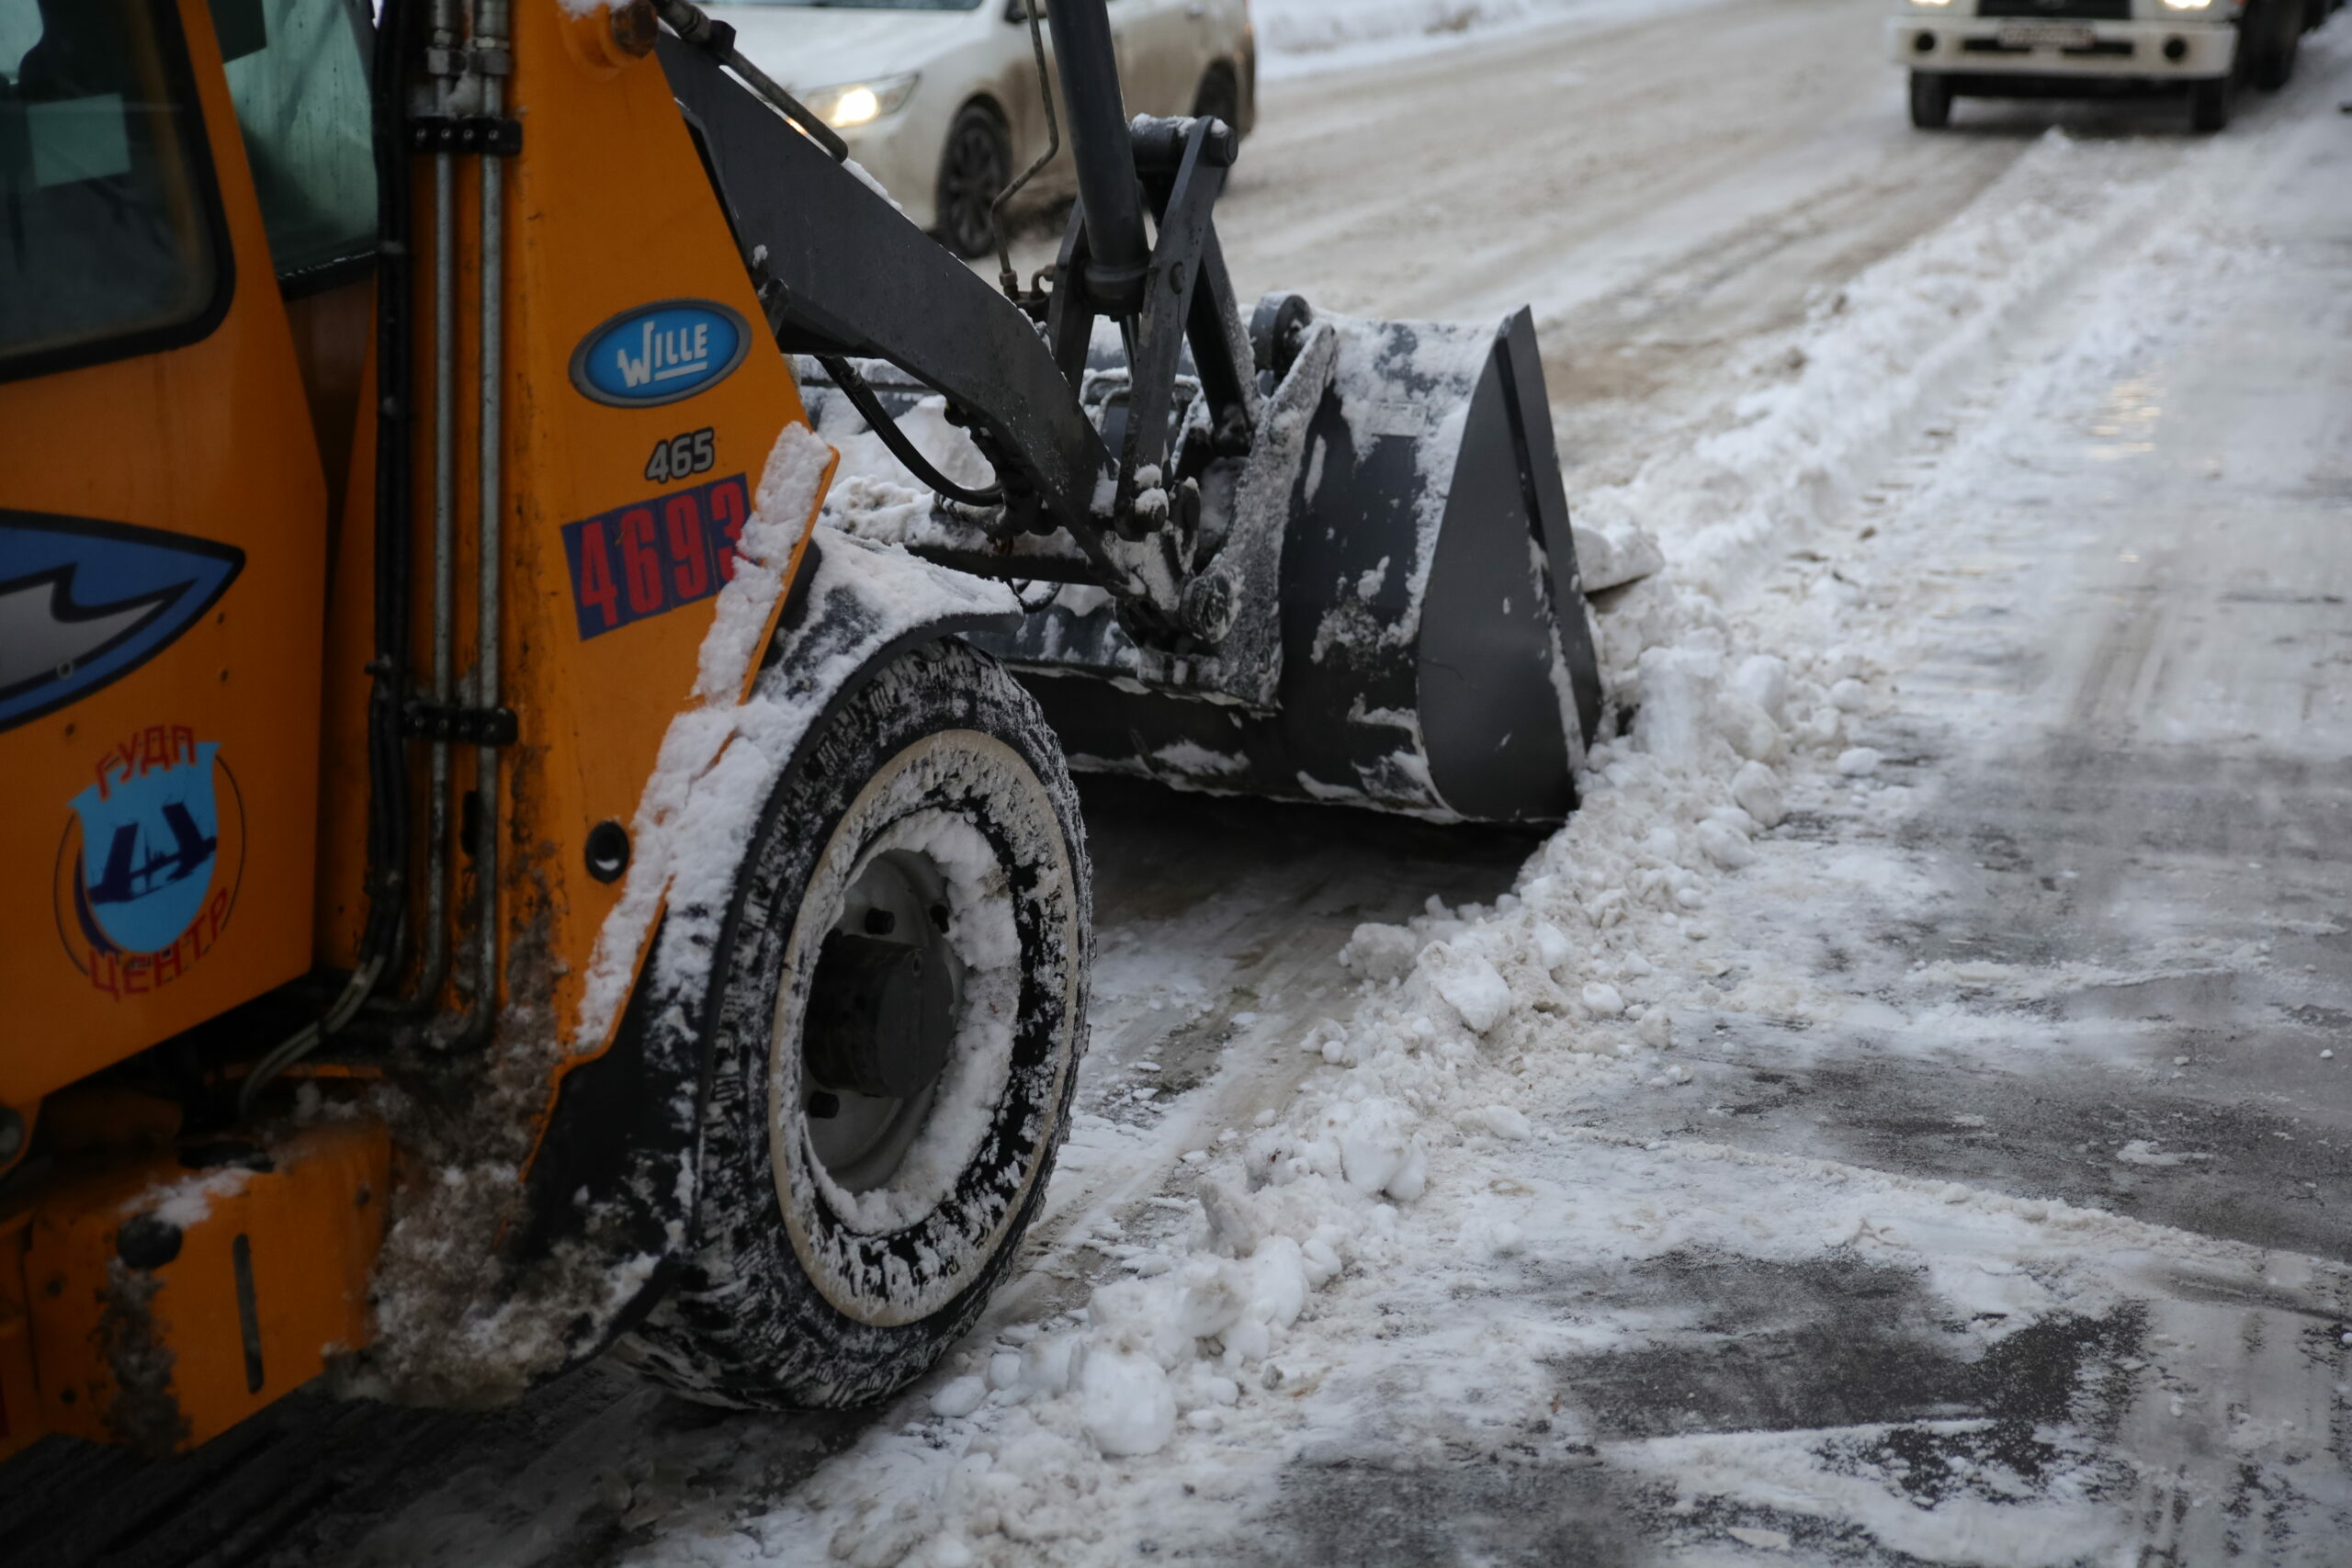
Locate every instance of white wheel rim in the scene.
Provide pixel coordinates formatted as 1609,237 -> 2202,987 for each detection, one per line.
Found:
765,728 -> 1080,1325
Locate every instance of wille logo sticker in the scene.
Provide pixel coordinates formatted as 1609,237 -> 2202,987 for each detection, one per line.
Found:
570,299 -> 751,409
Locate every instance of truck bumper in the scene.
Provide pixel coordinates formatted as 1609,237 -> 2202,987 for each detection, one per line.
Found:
1887,16 -> 2238,82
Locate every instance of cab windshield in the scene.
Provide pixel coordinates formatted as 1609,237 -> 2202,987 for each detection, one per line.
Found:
0,0 -> 228,375
211,0 -> 377,289
728,2 -> 986,10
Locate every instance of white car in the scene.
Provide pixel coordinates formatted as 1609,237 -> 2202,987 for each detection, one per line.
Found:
1888,0 -> 2327,133
714,0 -> 1258,258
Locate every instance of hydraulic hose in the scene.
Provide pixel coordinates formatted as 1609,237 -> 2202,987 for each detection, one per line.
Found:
992,0 -> 1062,303
651,0 -> 850,163
815,355 -> 1005,509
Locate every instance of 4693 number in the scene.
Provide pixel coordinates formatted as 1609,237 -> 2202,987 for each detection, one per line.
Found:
560,471 -> 752,640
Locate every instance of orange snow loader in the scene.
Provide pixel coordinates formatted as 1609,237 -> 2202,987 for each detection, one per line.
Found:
0,0 -> 1601,1459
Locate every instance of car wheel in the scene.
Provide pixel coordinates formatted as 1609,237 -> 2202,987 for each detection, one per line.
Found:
2188,75 -> 2232,130
935,102 -> 1011,259
2243,0 -> 2299,88
1908,72 -> 1953,130
621,638 -> 1092,1409
1193,62 -> 1241,135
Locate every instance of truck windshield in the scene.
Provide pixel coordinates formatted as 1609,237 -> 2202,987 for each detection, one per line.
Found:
0,0 -> 228,377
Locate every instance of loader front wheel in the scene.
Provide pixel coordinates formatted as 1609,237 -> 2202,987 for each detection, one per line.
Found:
626,639 -> 1091,1408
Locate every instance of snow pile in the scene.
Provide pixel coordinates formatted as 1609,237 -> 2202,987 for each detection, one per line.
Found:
721,541 -> 1878,1561
1575,130 -> 2187,609
1254,0 -> 1732,78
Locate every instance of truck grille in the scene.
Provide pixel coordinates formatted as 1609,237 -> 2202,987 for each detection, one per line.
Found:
1976,0 -> 2132,18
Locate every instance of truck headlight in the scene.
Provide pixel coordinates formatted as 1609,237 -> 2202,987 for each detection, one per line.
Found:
1907,0 -> 1953,8
802,74 -> 921,130
2159,0 -> 2212,9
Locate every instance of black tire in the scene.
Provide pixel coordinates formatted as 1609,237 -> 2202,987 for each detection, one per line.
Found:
1908,72 -> 1953,130
2189,75 -> 2232,131
934,101 -> 1012,259
2245,0 -> 2300,88
1193,62 -> 1242,137
625,639 -> 1091,1408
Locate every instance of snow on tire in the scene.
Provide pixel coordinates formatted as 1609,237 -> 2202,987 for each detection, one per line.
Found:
625,638 -> 1091,1409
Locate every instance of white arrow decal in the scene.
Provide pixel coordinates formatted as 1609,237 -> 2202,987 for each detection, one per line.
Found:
0,571 -> 180,694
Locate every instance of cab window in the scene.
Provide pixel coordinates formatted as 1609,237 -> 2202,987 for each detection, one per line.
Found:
0,0 -> 229,376
209,0 -> 377,289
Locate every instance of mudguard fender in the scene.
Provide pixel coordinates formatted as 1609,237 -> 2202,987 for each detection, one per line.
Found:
507,531 -> 1020,1377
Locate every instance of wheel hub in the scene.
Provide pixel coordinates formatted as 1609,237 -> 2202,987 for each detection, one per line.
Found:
805,928 -> 956,1100
797,846 -> 967,1191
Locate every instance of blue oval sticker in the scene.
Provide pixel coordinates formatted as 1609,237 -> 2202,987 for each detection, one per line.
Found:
569,299 -> 752,408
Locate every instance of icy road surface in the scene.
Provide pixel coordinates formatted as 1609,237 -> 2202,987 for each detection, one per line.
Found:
8,2 -> 2352,1563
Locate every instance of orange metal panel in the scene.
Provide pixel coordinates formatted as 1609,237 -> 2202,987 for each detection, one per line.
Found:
308,7 -> 823,1033
22,1122 -> 391,1455
311,328 -> 380,972
0,0 -> 329,1104
0,1213 -> 37,1462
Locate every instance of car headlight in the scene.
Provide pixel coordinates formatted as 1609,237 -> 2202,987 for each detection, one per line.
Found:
1907,0 -> 1952,7
800,74 -> 921,130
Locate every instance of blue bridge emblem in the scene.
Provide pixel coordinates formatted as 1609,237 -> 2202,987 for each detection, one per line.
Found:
71,734 -> 222,954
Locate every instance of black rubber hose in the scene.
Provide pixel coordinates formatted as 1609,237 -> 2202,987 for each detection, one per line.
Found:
652,0 -> 850,163
815,355 -> 1005,509
363,0 -> 415,968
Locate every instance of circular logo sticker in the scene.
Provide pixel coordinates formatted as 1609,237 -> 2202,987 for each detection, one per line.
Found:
53,724 -> 245,1000
569,299 -> 752,409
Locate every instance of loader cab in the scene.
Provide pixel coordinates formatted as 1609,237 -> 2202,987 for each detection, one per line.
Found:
0,0 -> 379,525
202,0 -> 383,503
0,0 -> 378,394
0,0 -> 398,1460
0,0 -> 374,1096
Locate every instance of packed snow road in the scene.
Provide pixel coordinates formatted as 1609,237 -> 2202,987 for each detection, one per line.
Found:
8,3 -> 2352,1564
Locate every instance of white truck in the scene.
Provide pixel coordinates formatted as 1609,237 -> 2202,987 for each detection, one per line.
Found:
1889,0 -> 2333,132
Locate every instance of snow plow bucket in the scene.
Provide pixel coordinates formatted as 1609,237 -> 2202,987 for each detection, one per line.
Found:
976,304 -> 1606,824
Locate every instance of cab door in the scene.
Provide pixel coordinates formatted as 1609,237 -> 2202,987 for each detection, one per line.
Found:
0,0 -> 367,1110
